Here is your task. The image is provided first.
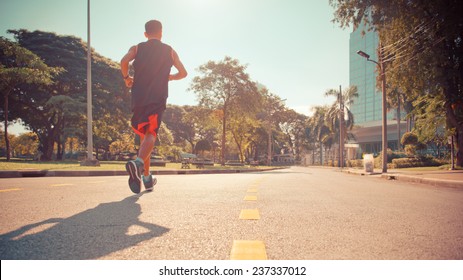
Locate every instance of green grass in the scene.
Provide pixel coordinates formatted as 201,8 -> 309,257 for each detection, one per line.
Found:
396,165 -> 462,172
0,159 -> 275,171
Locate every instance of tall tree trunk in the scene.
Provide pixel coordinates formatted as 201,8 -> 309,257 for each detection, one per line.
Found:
41,135 -> 55,161
456,129 -> 463,167
221,104 -> 227,166
3,93 -> 10,161
445,100 -> 463,167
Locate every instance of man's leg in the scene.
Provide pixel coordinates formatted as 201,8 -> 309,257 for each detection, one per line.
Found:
138,132 -> 156,176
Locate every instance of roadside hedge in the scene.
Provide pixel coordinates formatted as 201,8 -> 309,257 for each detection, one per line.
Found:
391,156 -> 442,168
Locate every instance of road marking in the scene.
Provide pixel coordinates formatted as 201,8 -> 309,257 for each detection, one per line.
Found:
50,183 -> 74,187
230,240 -> 267,260
244,195 -> 257,201
239,209 -> 260,220
247,188 -> 258,193
0,188 -> 21,193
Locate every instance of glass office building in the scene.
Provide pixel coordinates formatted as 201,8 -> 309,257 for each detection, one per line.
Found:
350,26 -> 392,125
349,25 -> 406,155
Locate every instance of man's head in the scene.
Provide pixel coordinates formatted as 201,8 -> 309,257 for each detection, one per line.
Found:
144,20 -> 162,39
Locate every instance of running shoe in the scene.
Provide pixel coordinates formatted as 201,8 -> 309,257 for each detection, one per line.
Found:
143,174 -> 157,191
125,159 -> 144,194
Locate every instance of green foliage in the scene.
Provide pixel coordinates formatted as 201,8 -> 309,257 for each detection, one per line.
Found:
195,139 -> 212,153
329,0 -> 463,166
11,132 -> 39,156
108,133 -> 136,155
401,132 -> 418,146
401,132 -> 427,156
189,56 -> 260,164
392,156 -> 442,168
346,159 -> 363,168
0,36 -> 62,160
374,149 -> 407,167
2,30 -> 129,161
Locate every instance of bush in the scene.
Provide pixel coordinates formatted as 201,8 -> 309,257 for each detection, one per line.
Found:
401,132 -> 418,146
347,159 -> 363,168
374,149 -> 407,168
392,156 -> 442,168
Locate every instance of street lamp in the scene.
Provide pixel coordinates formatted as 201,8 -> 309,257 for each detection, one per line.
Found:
81,0 -> 99,166
356,49 -> 388,173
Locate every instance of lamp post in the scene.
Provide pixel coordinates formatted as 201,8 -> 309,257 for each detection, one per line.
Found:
357,48 -> 388,173
81,0 -> 99,166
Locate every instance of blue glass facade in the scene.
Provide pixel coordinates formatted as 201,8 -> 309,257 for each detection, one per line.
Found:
349,26 -> 405,154
349,26 -> 383,125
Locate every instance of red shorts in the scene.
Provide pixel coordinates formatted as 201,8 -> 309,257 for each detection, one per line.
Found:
131,104 -> 164,137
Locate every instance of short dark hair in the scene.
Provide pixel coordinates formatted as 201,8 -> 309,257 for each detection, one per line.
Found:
145,20 -> 162,35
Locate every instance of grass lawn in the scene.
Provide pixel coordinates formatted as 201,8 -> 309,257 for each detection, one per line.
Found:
395,165 -> 462,172
0,159 -> 276,171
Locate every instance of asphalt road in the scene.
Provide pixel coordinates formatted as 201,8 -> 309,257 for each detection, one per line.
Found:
0,166 -> 462,260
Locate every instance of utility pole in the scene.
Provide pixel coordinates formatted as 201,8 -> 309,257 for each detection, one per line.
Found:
339,85 -> 344,168
397,91 -> 401,151
379,43 -> 387,173
357,44 -> 388,173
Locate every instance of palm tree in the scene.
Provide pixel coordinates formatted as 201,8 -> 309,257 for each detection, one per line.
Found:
309,106 -> 330,165
324,86 -> 358,165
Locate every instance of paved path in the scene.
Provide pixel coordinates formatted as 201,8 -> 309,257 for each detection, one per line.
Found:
1,166 -> 462,259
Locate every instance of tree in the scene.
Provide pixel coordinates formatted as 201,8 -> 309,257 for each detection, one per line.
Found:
324,86 -> 358,164
11,132 -> 39,157
330,0 -> 463,166
3,30 -> 129,160
401,131 -> 420,156
0,37 -> 61,161
189,56 -> 259,165
195,139 -> 212,156
277,109 -> 308,162
109,133 -> 136,157
308,106 -> 330,165
412,94 -> 447,157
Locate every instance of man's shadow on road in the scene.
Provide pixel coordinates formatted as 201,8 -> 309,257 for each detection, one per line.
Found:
0,193 -> 169,259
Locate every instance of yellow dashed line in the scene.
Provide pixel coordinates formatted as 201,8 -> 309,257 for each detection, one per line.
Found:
239,209 -> 260,220
50,183 -> 74,187
247,188 -> 258,193
230,240 -> 267,260
0,188 -> 21,193
244,195 -> 258,201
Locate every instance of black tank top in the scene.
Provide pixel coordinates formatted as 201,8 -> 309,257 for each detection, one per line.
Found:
131,39 -> 173,110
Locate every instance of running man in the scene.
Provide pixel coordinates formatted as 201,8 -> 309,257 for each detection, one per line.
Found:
120,20 -> 187,193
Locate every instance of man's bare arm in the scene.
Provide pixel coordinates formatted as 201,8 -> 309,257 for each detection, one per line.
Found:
120,46 -> 137,87
169,49 -> 187,81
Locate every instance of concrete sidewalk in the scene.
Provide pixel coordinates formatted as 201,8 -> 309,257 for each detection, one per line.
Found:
343,168 -> 463,188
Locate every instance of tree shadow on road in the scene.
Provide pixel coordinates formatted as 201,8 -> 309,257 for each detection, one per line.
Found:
0,193 -> 169,259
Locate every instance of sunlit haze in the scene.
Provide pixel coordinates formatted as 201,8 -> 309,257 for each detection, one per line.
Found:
1,0 -> 351,133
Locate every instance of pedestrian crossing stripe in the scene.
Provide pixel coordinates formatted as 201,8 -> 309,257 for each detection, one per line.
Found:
230,240 -> 267,260
239,209 -> 260,220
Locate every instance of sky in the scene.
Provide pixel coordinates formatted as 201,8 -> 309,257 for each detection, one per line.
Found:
0,0 -> 352,134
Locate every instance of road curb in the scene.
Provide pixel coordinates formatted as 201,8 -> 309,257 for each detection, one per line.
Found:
0,167 -> 285,178
381,173 -> 463,189
341,168 -> 463,189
